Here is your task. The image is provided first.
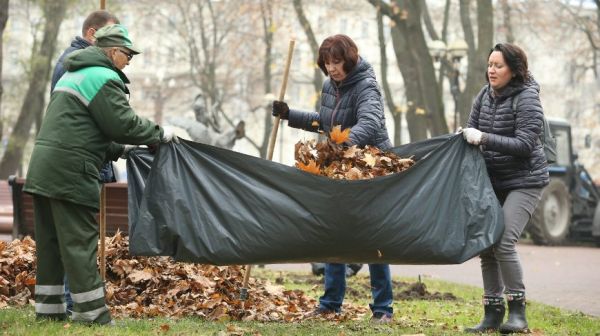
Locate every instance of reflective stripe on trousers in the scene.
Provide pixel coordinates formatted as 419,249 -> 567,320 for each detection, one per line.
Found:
35,285 -> 64,296
71,286 -> 104,304
35,302 -> 67,314
71,305 -> 110,322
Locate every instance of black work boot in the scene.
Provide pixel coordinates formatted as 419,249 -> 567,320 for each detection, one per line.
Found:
499,291 -> 529,334
465,296 -> 505,333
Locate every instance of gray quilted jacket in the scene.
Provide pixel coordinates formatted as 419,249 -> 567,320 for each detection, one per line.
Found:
467,78 -> 549,191
288,57 -> 392,150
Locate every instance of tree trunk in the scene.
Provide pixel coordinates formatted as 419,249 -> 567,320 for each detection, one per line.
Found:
259,0 -> 274,159
376,9 -> 401,146
499,0 -> 515,43
390,26 -> 428,141
368,0 -> 448,141
292,0 -> 323,112
0,0 -> 68,178
458,0 -> 493,127
0,0 -> 8,143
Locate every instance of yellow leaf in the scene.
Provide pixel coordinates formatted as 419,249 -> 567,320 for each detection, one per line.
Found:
329,125 -> 351,144
268,23 -> 277,33
296,160 -> 320,175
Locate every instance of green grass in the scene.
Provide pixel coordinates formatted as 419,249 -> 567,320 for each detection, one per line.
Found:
1,269 -> 599,335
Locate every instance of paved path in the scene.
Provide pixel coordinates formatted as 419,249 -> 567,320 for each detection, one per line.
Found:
267,242 -> 600,317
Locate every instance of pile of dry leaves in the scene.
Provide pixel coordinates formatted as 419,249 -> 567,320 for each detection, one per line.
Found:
0,232 -> 368,321
295,126 -> 415,179
0,236 -> 36,308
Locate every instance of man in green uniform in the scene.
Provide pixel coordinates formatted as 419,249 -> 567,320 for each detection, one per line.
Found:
24,24 -> 177,325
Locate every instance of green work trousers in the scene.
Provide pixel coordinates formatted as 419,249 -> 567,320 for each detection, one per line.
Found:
33,195 -> 111,324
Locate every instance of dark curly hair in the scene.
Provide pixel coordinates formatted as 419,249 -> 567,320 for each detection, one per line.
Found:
486,43 -> 529,85
317,34 -> 359,76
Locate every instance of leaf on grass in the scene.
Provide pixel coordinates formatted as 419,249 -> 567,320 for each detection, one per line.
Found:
128,269 -> 153,283
296,160 -> 320,175
329,125 -> 351,144
3,231 -> 377,322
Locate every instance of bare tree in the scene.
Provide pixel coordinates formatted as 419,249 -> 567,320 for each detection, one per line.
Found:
0,0 -> 69,178
292,0 -> 323,111
169,0 -> 241,129
256,0 -> 275,159
0,0 -> 8,144
552,0 -> 600,81
499,0 -> 515,44
457,0 -> 494,126
369,0 -> 447,141
376,9 -> 401,146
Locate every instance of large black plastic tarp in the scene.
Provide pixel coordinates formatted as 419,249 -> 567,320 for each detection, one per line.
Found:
127,133 -> 503,265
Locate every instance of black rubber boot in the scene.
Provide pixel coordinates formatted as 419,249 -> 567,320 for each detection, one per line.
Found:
499,291 -> 529,334
311,263 -> 325,276
346,264 -> 363,277
465,296 -> 505,333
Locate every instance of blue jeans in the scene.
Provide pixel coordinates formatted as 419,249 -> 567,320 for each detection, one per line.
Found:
319,263 -> 393,316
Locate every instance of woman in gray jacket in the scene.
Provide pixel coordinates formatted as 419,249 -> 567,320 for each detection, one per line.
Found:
272,34 -> 394,323
462,43 -> 549,333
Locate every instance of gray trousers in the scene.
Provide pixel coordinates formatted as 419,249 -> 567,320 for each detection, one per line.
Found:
480,188 -> 542,297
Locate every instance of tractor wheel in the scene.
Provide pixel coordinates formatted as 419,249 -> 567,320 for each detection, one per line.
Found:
593,204 -> 600,246
528,178 -> 571,245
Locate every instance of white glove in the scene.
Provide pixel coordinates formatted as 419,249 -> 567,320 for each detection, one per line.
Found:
462,127 -> 483,145
161,128 -> 180,143
120,145 -> 137,159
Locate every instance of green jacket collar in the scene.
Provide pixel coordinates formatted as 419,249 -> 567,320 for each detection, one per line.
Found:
63,46 -> 130,84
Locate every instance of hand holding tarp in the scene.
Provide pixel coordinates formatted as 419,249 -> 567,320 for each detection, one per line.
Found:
120,145 -> 137,159
161,128 -> 180,144
463,128 -> 483,145
272,100 -> 289,120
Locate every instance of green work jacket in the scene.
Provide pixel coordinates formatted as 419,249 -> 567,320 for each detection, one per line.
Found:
24,46 -> 163,210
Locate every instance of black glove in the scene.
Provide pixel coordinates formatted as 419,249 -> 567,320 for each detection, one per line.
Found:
272,100 -> 289,120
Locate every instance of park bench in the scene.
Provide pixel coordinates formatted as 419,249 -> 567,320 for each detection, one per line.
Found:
7,176 -> 130,239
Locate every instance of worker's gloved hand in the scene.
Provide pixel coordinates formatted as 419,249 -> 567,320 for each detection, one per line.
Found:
161,128 -> 180,143
120,145 -> 137,159
272,100 -> 289,120
455,126 -> 463,134
462,127 -> 484,145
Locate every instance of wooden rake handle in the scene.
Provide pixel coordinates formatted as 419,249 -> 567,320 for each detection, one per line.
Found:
240,39 -> 295,301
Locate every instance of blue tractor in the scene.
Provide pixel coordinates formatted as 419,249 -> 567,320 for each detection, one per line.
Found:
526,118 -> 600,245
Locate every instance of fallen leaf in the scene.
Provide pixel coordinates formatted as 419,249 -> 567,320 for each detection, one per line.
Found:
362,153 -> 377,168
329,125 -> 351,144
296,160 -> 320,175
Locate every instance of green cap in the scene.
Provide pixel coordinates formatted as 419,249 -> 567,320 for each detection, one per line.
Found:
94,24 -> 141,54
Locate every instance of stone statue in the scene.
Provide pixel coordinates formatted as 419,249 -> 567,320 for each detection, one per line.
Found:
167,94 -> 244,149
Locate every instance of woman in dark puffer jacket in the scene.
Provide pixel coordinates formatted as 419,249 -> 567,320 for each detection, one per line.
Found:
271,34 -> 394,323
462,43 -> 549,333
